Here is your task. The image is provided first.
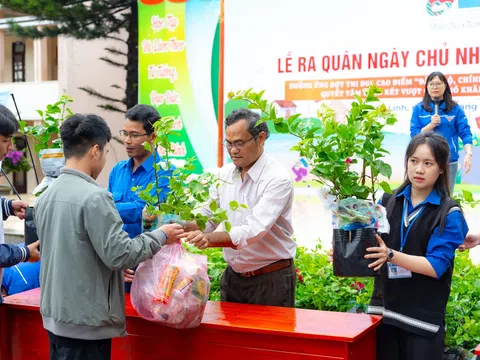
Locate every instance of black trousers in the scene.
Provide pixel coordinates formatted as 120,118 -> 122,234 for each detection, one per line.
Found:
376,322 -> 445,360
47,331 -> 112,360
220,261 -> 296,307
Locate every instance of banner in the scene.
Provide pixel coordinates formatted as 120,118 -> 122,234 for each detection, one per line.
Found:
224,0 -> 480,188
0,92 -> 10,107
138,0 -> 221,172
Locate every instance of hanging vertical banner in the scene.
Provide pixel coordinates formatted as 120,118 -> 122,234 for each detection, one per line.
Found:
138,0 -> 221,172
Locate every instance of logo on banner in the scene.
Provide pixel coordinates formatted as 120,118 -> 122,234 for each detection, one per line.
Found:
291,157 -> 309,182
426,0 -> 455,16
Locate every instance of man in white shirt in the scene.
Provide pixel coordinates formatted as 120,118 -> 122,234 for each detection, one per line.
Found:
185,108 -> 296,307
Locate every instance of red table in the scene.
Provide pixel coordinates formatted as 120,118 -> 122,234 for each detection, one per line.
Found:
0,288 -> 381,359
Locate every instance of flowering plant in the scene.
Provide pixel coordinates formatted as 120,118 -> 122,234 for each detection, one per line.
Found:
228,84 -> 397,203
1,150 -> 31,174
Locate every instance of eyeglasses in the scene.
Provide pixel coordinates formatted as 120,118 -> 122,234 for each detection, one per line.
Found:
119,130 -> 149,140
223,136 -> 256,149
427,82 -> 445,88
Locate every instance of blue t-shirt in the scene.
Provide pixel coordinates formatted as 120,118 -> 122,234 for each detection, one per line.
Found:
108,152 -> 173,238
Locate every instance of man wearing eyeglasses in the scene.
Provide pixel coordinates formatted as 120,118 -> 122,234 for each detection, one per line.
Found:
185,108 -> 297,307
108,104 -> 173,290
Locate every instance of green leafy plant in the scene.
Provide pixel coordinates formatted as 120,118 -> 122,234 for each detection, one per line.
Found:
228,85 -> 397,203
20,95 -> 74,153
133,116 -> 245,231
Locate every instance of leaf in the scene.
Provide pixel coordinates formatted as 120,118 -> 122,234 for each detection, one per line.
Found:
209,201 -> 218,212
386,117 -> 396,126
229,200 -> 239,211
287,113 -> 301,125
379,181 -> 392,194
240,203 -> 248,209
225,222 -> 232,232
462,190 -> 474,203
274,122 -> 289,134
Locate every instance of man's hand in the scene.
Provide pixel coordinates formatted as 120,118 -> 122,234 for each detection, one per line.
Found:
185,230 -> 209,250
458,232 -> 480,251
27,240 -> 40,263
159,223 -> 185,245
12,201 -> 28,220
124,269 -> 135,283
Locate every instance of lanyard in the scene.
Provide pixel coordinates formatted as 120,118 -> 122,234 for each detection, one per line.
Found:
399,198 -> 426,252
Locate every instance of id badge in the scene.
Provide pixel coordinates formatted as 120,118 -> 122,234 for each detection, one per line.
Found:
387,263 -> 412,279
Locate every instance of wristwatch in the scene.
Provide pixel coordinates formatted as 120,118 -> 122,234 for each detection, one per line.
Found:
387,248 -> 394,262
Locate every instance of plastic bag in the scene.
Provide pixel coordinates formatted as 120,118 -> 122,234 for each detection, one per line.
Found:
33,149 -> 65,196
131,242 -> 210,329
142,207 -> 186,232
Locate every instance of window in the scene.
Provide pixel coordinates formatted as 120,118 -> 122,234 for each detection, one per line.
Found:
12,41 -> 25,82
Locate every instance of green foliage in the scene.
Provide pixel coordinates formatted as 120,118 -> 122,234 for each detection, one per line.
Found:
293,245 -> 372,312
445,251 -> 480,351
132,116 -> 244,231
20,95 -> 73,153
197,244 -> 480,352
228,85 -> 397,203
453,190 -> 480,208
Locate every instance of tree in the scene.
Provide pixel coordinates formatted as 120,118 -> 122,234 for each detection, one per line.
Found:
0,0 -> 138,113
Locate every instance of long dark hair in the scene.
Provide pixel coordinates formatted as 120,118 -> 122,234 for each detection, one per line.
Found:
422,71 -> 457,112
384,132 -> 456,232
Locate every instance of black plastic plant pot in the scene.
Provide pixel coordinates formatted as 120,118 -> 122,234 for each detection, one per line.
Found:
333,228 -> 378,277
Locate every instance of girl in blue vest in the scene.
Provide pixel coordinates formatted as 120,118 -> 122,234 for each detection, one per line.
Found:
365,131 -> 468,360
410,71 -> 473,194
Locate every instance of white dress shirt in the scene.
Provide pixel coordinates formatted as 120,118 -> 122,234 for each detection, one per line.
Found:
201,152 -> 296,273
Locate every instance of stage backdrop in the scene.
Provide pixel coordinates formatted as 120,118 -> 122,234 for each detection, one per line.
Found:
138,0 -> 221,172
224,0 -> 480,189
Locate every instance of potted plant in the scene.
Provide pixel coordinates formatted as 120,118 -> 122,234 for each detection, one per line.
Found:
20,95 -> 73,196
1,149 -> 31,175
133,115 -> 243,232
228,84 -> 397,277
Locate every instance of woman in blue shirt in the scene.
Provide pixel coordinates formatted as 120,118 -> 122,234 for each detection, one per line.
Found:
410,71 -> 473,193
365,132 -> 468,360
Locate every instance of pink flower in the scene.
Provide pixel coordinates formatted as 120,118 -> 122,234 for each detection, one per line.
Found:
298,274 -> 304,283
295,268 -> 299,274
345,157 -> 353,164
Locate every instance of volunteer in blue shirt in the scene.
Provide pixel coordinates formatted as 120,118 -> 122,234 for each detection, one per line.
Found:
366,132 -> 468,360
108,104 -> 172,290
410,71 -> 473,193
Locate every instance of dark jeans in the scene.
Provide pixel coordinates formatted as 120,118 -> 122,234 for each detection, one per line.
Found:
220,261 -> 296,307
376,322 -> 445,360
47,331 -> 112,360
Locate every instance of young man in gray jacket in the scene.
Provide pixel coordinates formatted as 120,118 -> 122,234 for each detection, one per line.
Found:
35,113 -> 184,360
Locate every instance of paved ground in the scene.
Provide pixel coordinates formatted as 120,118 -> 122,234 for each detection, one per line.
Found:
5,189 -> 480,263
